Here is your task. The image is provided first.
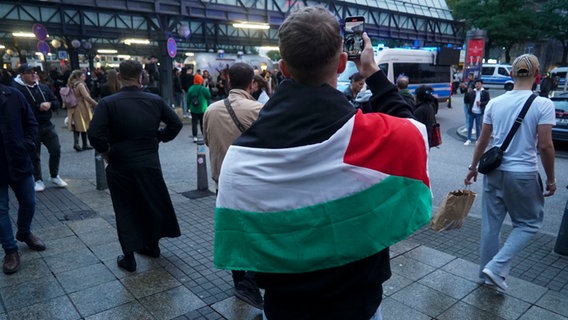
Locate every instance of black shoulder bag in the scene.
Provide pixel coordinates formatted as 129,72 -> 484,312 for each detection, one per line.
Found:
477,94 -> 537,174
223,98 -> 247,133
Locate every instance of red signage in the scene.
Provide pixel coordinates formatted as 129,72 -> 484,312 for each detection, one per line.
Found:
464,38 -> 485,80
466,39 -> 484,67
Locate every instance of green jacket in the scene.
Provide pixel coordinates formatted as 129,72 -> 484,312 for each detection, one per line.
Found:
186,84 -> 211,113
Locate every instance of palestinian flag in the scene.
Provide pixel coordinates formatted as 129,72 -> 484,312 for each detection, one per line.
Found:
214,111 -> 431,273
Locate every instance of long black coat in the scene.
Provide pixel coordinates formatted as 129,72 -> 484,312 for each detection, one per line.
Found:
0,84 -> 38,183
88,86 -> 183,254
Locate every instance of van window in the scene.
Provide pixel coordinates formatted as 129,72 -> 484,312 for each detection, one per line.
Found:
337,61 -> 358,83
392,63 -> 448,84
498,67 -> 510,76
553,71 -> 567,79
379,63 -> 389,77
482,66 -> 495,76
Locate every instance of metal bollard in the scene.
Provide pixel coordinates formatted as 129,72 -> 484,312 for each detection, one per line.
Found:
196,140 -> 209,191
94,151 -> 108,190
554,199 -> 568,256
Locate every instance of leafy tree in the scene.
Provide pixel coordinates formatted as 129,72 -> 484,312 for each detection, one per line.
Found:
452,0 -> 538,62
540,0 -> 568,64
265,50 -> 281,62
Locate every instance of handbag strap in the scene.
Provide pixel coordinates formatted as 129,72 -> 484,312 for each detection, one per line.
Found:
500,94 -> 537,151
223,98 -> 247,133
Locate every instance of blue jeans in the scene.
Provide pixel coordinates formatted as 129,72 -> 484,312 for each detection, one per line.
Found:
467,113 -> 483,141
479,170 -> 543,280
463,104 -> 471,130
0,175 -> 36,254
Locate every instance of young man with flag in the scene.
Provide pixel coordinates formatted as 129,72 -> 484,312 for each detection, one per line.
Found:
214,7 -> 432,320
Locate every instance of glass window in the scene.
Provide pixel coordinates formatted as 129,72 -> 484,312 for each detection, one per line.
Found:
553,100 -> 568,112
392,63 -> 449,84
379,63 -> 389,77
482,67 -> 495,76
498,67 -> 510,76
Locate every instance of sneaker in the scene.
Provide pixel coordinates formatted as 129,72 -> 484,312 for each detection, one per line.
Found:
235,287 -> 264,310
34,180 -> 46,192
193,137 -> 198,143
482,268 -> 508,291
50,176 -> 68,188
464,140 -> 472,146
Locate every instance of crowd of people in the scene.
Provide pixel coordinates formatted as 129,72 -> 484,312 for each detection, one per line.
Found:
0,6 -> 559,320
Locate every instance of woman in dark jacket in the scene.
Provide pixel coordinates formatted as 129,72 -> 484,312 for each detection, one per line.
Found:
414,85 -> 437,147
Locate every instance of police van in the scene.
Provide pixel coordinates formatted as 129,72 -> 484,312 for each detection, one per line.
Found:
480,63 -> 514,91
550,66 -> 567,89
338,48 -> 451,101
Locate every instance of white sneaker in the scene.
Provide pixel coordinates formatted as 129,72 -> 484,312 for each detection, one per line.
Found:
464,140 -> 472,146
193,137 -> 198,143
50,176 -> 68,188
34,180 -> 46,192
482,268 -> 508,291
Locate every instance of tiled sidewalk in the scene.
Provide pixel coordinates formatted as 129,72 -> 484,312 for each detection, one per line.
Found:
1,178 -> 567,319
1,113 -> 567,319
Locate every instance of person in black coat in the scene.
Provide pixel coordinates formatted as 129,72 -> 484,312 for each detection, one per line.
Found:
0,79 -> 45,275
88,60 -> 183,272
414,85 -> 437,146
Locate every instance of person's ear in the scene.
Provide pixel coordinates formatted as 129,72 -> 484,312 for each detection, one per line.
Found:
279,59 -> 291,78
337,52 -> 348,74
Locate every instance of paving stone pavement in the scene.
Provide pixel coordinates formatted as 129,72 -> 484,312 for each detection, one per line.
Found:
1,114 -> 567,319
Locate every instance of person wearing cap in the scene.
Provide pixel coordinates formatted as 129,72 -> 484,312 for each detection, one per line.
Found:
464,54 -> 556,292
12,63 -> 68,192
463,79 -> 490,146
186,73 -> 211,142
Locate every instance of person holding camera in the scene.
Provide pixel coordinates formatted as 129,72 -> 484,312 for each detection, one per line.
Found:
13,64 -> 67,192
213,7 -> 431,320
464,54 -> 556,292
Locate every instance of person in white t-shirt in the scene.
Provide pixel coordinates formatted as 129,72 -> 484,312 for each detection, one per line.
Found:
464,54 -> 556,292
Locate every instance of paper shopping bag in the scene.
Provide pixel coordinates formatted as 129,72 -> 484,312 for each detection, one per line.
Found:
431,189 -> 477,232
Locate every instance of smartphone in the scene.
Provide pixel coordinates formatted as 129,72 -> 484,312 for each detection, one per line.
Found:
343,16 -> 365,60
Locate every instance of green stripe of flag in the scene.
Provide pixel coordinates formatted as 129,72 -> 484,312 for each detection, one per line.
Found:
214,176 -> 431,273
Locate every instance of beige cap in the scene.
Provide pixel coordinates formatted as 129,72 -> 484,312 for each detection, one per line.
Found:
511,54 -> 539,78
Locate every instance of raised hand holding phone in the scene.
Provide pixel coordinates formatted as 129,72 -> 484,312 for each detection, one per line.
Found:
355,32 -> 379,79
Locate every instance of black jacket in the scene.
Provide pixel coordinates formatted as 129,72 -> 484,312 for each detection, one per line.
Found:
13,77 -> 60,127
0,84 -> 38,183
465,89 -> 490,114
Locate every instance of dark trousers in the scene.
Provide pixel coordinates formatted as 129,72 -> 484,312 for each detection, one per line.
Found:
191,113 -> 204,137
31,124 -> 61,181
232,270 -> 258,289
